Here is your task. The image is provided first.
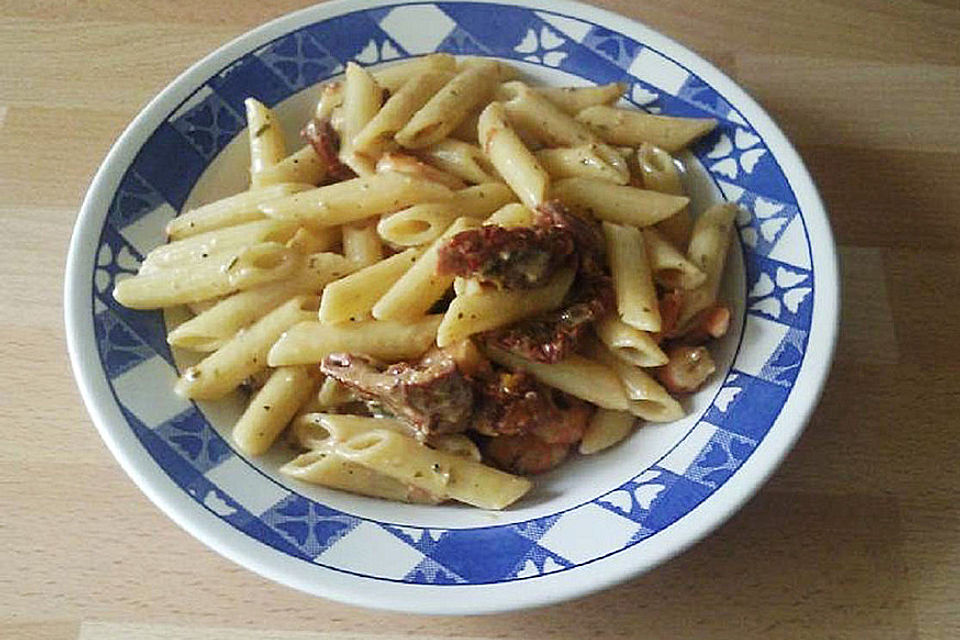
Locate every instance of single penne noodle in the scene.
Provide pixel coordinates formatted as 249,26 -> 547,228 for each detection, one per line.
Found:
232,366 -> 318,456
478,102 -> 549,210
535,143 -> 630,185
576,105 -> 717,152
375,152 -> 466,190
590,342 -> 684,422
113,242 -> 299,309
281,448 -> 442,504
255,145 -> 328,188
337,429 -> 531,510
483,202 -> 536,227
603,222 -> 661,332
319,248 -> 422,324
140,219 -> 299,273
286,225 -> 340,255
642,227 -> 707,290
396,60 -> 499,149
500,81 -> 599,147
416,139 -> 502,184
245,98 -> 286,188
339,62 -> 383,174
637,143 -> 692,246
260,172 -> 452,226
377,183 -> 515,246
314,81 -> 344,121
167,252 -> 353,352
679,202 -> 738,327
167,183 -> 315,240
292,412 -> 411,449
342,220 -> 382,268
437,266 -> 575,347
372,53 -> 457,93
484,346 -> 629,411
551,177 -> 688,227
352,69 -> 453,156
595,316 -> 668,368
268,315 -> 442,366
579,408 -> 636,455
458,56 -> 520,82
372,217 -> 479,321
170,278 -> 301,351
535,82 -> 627,115
174,295 -> 318,400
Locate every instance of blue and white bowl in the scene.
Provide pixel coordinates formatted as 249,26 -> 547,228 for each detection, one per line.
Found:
65,0 -> 839,614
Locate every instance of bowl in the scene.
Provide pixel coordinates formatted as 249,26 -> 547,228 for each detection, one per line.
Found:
65,0 -> 839,614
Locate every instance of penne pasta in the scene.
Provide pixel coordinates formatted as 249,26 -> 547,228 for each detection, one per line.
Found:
314,81 -> 344,121
113,242 -> 299,309
245,98 -> 286,188
576,105 -> 717,152
341,220 -> 382,268
352,69 -> 453,157
166,183 -> 315,240
259,172 -> 452,226
232,366 -> 319,456
595,316 -> 668,367
590,343 -> 684,422
416,139 -> 502,185
339,62 -> 383,175
286,225 -> 340,255
482,202 -> 536,227
449,108 -> 481,143
551,177 -> 688,227
319,248 -> 422,324
174,295 -> 318,400
375,152 -> 466,190
268,315 -> 443,366
292,413 -> 411,449
679,202 -> 738,327
372,53 -> 457,93
535,143 -> 630,185
484,346 -> 629,411
376,183 -> 516,247
337,429 -> 531,510
579,409 -> 636,455
140,219 -> 299,273
500,81 -> 599,148
372,217 -> 479,321
603,222 -> 661,332
255,145 -> 327,188
314,379 -> 360,411
478,102 -> 549,210
535,82 -> 627,115
642,227 -> 707,290
637,143 -> 692,247
396,60 -> 499,149
437,266 -> 575,347
166,252 -> 353,352
281,448 -> 442,504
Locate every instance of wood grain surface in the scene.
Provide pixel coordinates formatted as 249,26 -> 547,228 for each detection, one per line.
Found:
1,1 -> 958,638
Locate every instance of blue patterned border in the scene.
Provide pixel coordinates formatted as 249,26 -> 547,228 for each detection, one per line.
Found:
90,3 -> 814,585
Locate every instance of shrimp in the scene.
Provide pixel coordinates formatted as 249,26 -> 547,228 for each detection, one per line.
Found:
655,345 -> 716,394
484,434 -> 570,475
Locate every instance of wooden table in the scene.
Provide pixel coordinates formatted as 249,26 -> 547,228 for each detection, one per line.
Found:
1,1 -> 958,638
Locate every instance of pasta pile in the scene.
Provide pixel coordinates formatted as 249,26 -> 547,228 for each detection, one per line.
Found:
113,54 -> 739,510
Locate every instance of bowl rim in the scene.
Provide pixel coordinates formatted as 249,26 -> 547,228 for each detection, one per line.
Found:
65,0 -> 839,614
